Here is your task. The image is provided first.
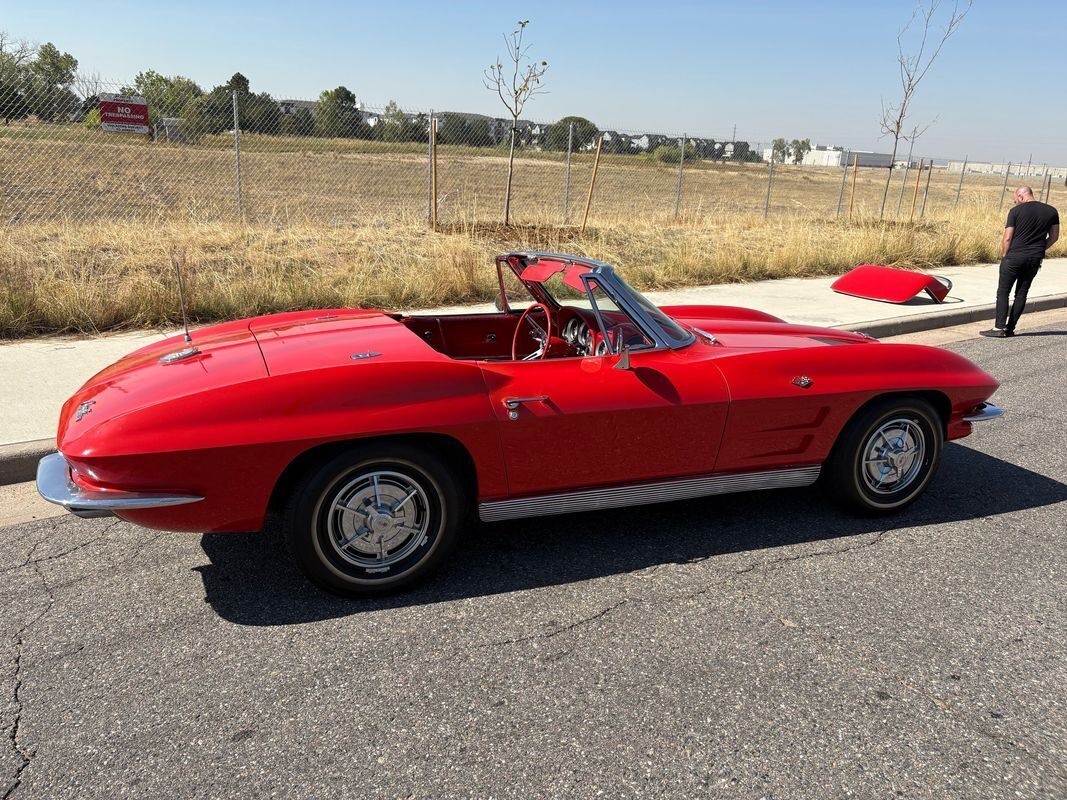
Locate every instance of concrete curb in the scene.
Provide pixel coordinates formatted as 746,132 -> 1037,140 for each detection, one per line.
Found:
836,293 -> 1067,339
1,292 -> 1064,487
0,439 -> 54,487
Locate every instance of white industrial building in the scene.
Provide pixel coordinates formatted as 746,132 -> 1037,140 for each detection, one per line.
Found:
946,160 -> 1066,178
760,144 -> 893,168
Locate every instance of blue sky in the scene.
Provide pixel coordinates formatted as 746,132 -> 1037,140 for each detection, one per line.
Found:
3,0 -> 1065,164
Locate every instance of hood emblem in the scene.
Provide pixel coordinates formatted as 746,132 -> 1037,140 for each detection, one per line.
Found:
792,376 -> 814,389
350,352 -> 382,361
75,400 -> 96,421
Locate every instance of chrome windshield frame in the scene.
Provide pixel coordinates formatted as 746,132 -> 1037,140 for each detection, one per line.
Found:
499,251 -> 695,351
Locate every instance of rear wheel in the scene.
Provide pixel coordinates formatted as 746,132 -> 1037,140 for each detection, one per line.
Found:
825,397 -> 943,514
283,444 -> 464,595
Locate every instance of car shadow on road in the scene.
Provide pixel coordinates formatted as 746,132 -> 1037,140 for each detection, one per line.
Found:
196,442 -> 1067,626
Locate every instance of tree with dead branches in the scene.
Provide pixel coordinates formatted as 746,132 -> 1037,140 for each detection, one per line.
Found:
877,0 -> 971,220
484,20 -> 547,226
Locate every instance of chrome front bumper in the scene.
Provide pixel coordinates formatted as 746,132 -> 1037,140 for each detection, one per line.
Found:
962,402 -> 1004,423
36,452 -> 203,519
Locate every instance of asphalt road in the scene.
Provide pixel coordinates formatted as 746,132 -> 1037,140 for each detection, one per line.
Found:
2,317 -> 1066,799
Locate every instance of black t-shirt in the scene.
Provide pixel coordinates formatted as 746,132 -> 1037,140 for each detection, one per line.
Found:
1006,201 -> 1059,259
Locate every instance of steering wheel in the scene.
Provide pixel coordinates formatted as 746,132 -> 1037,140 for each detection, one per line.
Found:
511,303 -> 554,361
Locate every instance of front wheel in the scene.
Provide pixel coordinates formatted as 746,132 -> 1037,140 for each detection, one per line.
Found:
824,397 -> 943,514
283,444 -> 464,596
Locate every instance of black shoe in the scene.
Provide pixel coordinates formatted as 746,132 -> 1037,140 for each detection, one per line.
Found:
980,328 -> 1007,338
1004,328 -> 1015,337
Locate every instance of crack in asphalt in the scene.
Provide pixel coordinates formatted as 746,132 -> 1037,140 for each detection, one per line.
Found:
732,529 -> 890,577
466,530 -> 893,655
0,519 -> 120,577
3,542 -> 57,800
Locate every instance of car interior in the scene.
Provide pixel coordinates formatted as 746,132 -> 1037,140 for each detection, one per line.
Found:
398,259 -> 653,362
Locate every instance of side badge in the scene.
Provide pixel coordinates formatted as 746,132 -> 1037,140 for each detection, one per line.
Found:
350,352 -> 382,361
792,376 -> 814,389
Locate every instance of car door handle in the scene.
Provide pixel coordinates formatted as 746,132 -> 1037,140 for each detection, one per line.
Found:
504,396 -> 549,410
503,396 -> 549,419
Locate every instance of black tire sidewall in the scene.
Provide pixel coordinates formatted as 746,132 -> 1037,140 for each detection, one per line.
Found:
285,445 -> 462,595
830,399 -> 943,513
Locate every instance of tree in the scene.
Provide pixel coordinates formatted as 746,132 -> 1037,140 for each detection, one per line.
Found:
27,42 -> 78,121
124,70 -> 203,118
790,138 -> 811,164
771,138 -> 789,164
377,100 -> 426,143
314,85 -> 362,138
544,116 -> 598,151
181,73 -> 278,137
281,107 -> 315,136
437,113 -> 494,147
483,20 -> 548,225
878,0 -> 970,219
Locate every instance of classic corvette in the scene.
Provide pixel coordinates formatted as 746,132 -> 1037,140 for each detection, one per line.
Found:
38,252 -> 1002,595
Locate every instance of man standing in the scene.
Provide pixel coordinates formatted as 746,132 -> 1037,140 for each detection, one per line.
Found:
981,186 -> 1059,337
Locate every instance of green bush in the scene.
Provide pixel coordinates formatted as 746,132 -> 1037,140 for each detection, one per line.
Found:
650,143 -> 700,164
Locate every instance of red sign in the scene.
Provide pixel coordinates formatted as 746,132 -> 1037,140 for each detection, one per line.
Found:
99,93 -> 150,134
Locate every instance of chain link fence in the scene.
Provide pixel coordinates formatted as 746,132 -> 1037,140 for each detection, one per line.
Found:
1,76 -> 1063,228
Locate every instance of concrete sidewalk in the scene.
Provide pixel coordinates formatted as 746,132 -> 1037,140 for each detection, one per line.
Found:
2,258 -> 1065,482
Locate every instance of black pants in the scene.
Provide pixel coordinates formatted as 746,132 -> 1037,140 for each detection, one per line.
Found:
996,256 -> 1042,331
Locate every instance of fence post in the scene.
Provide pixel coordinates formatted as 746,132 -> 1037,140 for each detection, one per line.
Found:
232,91 -> 243,221
909,159 -> 924,223
561,121 -> 574,224
848,153 -> 859,221
999,162 -> 1012,209
954,156 -> 967,206
1046,173 -> 1054,205
920,160 -> 933,218
895,163 -> 911,218
763,155 -> 774,219
580,135 -> 604,234
835,150 -> 850,217
1038,168 -> 1049,201
430,117 -> 438,231
426,109 -> 434,223
674,133 -> 686,220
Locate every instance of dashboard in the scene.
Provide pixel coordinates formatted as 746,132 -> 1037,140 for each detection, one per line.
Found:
561,313 -> 613,357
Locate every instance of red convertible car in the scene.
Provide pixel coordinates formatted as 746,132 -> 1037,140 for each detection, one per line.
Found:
38,252 -> 1002,595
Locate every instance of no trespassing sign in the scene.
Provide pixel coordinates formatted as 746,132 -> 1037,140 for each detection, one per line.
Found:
99,93 -> 150,134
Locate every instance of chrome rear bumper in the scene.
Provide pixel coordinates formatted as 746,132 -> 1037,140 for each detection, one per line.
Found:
963,402 -> 1004,423
36,452 -> 203,519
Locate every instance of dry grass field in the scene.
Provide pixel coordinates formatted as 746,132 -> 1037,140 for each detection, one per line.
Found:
1,124 -> 1062,337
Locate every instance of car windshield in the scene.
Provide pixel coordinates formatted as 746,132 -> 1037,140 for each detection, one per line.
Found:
507,260 -> 694,349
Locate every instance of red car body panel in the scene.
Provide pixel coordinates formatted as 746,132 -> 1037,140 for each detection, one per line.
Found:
831,264 -> 951,303
51,257 -> 999,535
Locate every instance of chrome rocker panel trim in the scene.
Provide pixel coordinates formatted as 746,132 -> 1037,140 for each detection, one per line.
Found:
36,452 -> 204,519
478,465 -> 822,523
962,402 -> 1004,423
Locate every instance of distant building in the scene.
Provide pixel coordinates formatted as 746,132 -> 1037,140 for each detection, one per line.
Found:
277,99 -> 317,116
761,145 -> 894,168
947,160 -> 1065,178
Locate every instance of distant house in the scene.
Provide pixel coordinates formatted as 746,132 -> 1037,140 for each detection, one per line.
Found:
277,99 -> 317,116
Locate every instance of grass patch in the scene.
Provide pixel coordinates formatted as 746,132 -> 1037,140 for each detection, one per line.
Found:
2,207 -> 1057,338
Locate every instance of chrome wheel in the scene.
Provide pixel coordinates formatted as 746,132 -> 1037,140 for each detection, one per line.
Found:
325,470 -> 430,570
860,418 -> 926,495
